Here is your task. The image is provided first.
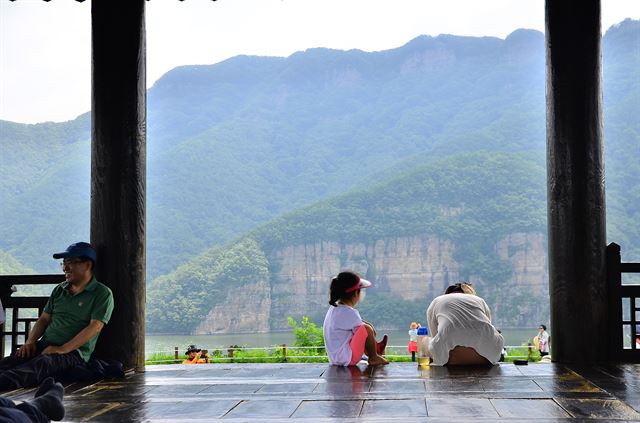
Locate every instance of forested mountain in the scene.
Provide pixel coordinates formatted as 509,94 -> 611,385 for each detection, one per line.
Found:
144,27 -> 549,278
0,116 -> 91,272
0,19 -> 638,326
0,250 -> 34,275
144,19 -> 639,333
147,152 -> 547,333
602,19 -> 640,255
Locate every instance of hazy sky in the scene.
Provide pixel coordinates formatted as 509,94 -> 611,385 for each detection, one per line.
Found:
1,0 -> 638,124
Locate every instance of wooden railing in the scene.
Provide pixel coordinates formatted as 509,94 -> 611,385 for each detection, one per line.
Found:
0,274 -> 65,356
607,243 -> 640,363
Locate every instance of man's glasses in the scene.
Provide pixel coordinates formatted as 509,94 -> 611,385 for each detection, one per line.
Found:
59,258 -> 86,267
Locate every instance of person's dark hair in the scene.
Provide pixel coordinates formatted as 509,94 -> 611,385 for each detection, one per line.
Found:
445,283 -> 465,294
444,281 -> 475,295
329,271 -> 360,307
185,344 -> 201,355
540,324 -> 547,331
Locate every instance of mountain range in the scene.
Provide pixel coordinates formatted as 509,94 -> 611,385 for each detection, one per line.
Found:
1,19 -> 638,332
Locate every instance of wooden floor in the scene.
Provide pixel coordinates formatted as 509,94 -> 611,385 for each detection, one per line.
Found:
4,362 -> 640,422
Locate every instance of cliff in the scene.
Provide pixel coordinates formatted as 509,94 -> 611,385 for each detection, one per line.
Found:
196,278 -> 272,334
195,232 -> 547,333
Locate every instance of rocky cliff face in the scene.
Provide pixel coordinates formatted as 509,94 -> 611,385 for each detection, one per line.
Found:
266,232 -> 548,331
195,232 -> 548,333
195,278 -> 272,334
496,232 -> 547,295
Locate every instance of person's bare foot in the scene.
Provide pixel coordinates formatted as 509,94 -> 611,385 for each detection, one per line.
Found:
376,334 -> 388,355
368,355 -> 389,365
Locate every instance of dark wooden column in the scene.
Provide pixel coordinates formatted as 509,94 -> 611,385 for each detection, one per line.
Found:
90,0 -> 146,372
546,0 -> 607,363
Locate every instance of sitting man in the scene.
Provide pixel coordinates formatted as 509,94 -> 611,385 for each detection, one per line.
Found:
425,282 -> 504,366
182,345 -> 210,364
0,242 -> 114,390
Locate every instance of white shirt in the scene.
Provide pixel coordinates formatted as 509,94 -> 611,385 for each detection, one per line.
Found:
427,293 -> 504,366
323,304 -> 363,366
538,330 -> 550,352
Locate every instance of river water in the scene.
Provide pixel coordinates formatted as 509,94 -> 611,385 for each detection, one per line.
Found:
146,328 -> 537,355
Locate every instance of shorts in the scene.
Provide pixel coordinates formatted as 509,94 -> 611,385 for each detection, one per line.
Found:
349,324 -> 368,365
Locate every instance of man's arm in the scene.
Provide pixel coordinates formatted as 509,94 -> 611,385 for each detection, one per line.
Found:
42,319 -> 105,355
16,312 -> 52,358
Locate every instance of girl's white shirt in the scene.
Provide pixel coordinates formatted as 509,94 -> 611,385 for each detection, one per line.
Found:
323,304 -> 363,366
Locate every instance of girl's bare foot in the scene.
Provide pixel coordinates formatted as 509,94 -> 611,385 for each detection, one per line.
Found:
376,334 -> 388,355
368,355 -> 389,365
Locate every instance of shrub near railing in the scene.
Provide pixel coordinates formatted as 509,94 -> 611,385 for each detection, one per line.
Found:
502,345 -> 543,362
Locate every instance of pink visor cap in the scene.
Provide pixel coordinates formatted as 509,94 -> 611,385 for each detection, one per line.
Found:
345,276 -> 373,293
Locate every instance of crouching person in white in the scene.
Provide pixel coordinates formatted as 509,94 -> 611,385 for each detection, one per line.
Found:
425,282 -> 504,366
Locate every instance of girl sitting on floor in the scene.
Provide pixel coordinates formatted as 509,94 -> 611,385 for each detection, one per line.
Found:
322,271 -> 388,366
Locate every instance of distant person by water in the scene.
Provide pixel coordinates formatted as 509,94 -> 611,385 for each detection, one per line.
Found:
323,271 -> 388,366
534,324 -> 550,357
182,345 -> 210,364
425,282 -> 504,366
407,322 -> 420,362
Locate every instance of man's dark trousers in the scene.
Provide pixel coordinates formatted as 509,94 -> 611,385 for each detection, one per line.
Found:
0,397 -> 48,423
0,341 -> 83,390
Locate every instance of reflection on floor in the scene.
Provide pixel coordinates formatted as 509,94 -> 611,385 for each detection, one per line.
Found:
3,362 -> 640,422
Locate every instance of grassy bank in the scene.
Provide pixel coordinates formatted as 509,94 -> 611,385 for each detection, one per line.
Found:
145,344 -> 544,365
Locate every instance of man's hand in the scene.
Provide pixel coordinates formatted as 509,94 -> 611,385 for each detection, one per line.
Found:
16,312 -> 51,358
16,342 -> 37,358
42,345 -> 66,355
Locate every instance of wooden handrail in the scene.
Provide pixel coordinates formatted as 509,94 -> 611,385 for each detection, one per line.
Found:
607,243 -> 640,363
620,263 -> 640,273
0,274 -> 65,356
0,275 -> 66,285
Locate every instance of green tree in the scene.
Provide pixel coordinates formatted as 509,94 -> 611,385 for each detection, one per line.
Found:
287,316 -> 324,349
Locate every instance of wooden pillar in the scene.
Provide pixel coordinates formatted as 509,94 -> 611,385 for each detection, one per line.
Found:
546,0 -> 607,363
90,0 -> 146,372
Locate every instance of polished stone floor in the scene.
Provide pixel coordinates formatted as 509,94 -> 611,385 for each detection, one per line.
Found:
4,362 -> 640,422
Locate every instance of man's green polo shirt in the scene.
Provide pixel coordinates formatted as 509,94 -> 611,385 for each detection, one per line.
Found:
41,276 -> 114,362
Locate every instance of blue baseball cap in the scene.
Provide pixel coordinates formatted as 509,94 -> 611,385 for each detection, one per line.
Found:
52,242 -> 97,263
